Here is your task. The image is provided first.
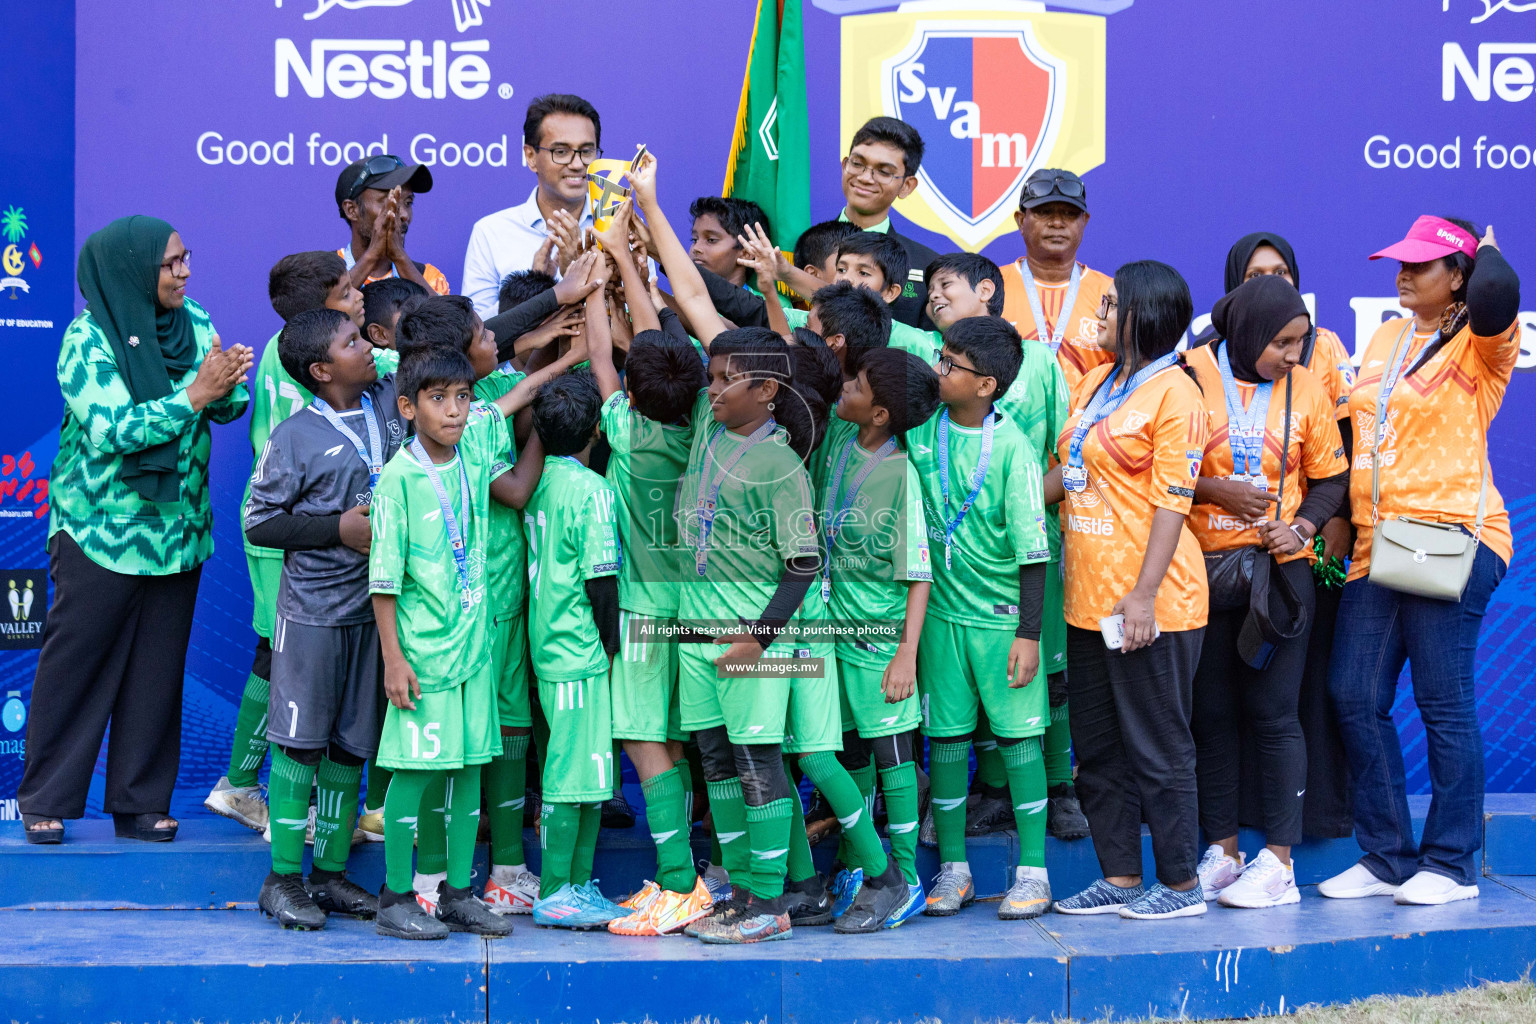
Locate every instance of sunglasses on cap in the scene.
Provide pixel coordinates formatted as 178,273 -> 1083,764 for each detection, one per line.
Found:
1019,175 -> 1086,205
342,155 -> 406,201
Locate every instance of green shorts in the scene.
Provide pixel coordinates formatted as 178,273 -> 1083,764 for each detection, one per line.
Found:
916,617 -> 1048,740
679,641 -> 790,746
836,654 -> 920,739
783,648 -> 840,754
492,610 -> 531,729
1041,560 -> 1067,677
611,611 -> 685,743
376,663 -> 498,771
248,549 -> 282,639
538,672 -> 614,803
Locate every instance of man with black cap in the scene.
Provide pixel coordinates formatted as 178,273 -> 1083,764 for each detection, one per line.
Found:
999,168 -> 1112,395
336,156 -> 450,295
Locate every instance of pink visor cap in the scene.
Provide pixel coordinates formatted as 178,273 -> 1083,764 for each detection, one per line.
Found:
1370,215 -> 1479,262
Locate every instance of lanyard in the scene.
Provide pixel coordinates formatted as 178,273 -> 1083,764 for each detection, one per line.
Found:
1020,263 -> 1082,354
1376,321 -> 1436,446
1216,342 -> 1273,485
694,419 -> 778,576
312,393 -> 384,490
410,437 -> 474,612
937,409 -> 994,570
822,436 -> 898,601
1065,351 -> 1180,490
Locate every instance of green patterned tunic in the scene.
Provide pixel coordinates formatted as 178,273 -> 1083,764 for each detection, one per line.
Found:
49,301 -> 250,576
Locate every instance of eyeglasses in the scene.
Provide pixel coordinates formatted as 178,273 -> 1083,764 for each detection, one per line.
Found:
845,155 -> 905,186
1019,176 -> 1087,207
160,250 -> 191,275
936,355 -> 988,379
535,145 -> 602,166
342,155 -> 405,201
1096,294 -> 1118,318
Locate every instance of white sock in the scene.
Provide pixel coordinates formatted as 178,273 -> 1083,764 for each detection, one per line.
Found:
491,863 -> 528,884
941,860 -> 972,879
1015,865 -> 1048,884
414,870 -> 446,896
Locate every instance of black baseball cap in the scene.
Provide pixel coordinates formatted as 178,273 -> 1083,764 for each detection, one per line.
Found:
335,155 -> 434,206
1018,168 -> 1087,213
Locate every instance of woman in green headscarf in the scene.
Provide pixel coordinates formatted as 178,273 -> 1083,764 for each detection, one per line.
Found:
19,216 -> 253,844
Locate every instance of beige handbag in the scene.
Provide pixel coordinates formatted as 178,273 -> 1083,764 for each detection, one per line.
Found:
1367,322 -> 1486,601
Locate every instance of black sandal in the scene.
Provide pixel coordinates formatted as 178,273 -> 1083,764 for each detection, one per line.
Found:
113,812 -> 178,842
22,814 -> 63,845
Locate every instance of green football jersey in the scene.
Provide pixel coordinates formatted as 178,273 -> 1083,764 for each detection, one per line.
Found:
905,407 -> 1049,630
523,457 -> 622,683
473,367 -> 529,613
677,391 -> 820,632
600,391 -> 692,617
782,307 -> 940,366
995,339 -> 1069,561
816,415 -> 932,666
369,405 -> 511,692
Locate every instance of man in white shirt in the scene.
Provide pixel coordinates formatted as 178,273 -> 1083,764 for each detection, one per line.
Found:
461,93 -> 600,318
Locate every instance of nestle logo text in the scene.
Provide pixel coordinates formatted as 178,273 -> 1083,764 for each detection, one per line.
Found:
275,38 -> 491,99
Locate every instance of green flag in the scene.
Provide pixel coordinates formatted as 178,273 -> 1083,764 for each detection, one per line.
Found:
723,0 -> 810,253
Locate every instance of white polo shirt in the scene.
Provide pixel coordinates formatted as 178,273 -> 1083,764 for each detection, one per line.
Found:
461,187 -> 594,318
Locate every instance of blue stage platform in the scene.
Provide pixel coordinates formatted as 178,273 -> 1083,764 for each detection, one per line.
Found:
3,795 -> 1536,1022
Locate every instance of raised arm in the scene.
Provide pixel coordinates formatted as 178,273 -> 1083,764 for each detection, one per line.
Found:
490,431 -> 545,511
628,152 -> 728,348
490,335 -> 592,420
596,200 -> 661,336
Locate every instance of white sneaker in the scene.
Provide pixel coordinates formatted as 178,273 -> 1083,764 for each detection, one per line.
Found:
204,776 -> 269,832
1196,844 -> 1244,902
1318,862 -> 1399,899
1394,870 -> 1479,906
1218,849 -> 1299,908
483,870 -> 540,915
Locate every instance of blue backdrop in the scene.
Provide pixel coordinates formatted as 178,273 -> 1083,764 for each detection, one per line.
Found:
3,1 -> 1534,821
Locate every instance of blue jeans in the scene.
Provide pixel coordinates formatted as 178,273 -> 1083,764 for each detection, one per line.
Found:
1328,544 -> 1506,886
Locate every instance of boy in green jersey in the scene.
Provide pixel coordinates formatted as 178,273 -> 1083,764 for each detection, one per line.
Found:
906,316 -> 1055,921
368,345 -> 562,941
522,373 -> 630,930
206,251 -> 365,834
583,212 -> 718,936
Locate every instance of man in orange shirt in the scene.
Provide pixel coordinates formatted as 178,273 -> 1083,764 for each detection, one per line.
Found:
335,156 -> 451,297
999,169 -> 1114,395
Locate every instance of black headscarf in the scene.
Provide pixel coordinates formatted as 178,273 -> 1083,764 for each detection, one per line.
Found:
77,216 -> 199,502
1224,231 -> 1300,293
1210,275 -> 1311,383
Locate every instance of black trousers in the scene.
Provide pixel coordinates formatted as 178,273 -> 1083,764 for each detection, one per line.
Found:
1191,557 -> 1313,848
18,532 -> 202,819
1067,625 -> 1204,886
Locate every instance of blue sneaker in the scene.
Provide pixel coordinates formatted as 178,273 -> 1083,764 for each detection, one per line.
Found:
1054,878 -> 1146,915
533,883 -> 622,929
698,861 -> 732,905
1118,882 -> 1207,920
830,867 -> 864,919
886,882 -> 925,929
575,879 -> 627,918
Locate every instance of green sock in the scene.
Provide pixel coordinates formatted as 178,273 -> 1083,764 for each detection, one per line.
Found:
383,769 -> 433,894
642,767 -> 695,893
268,747 -> 316,876
707,777 -> 749,882
674,758 -> 695,828
571,801 -> 602,886
485,734 -> 529,868
365,761 -> 392,812
784,759 -> 816,884
1001,737 -> 1048,869
974,722 -> 1006,790
929,739 -> 971,864
225,672 -> 270,788
879,762 -> 920,885
415,775 -> 448,877
1043,700 -> 1073,787
444,765 -> 481,890
539,801 -> 582,897
312,757 -> 361,874
800,751 -> 888,877
835,756 -> 876,869
744,797 -> 794,900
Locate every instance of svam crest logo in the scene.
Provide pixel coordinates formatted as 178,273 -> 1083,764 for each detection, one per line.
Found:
841,7 -> 1108,251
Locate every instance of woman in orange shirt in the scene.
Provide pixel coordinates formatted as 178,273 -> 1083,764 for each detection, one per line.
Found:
1186,276 -> 1348,909
1319,217 -> 1520,908
1046,261 -> 1211,921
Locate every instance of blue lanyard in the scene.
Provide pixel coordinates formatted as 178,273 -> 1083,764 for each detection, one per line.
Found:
822,436 -> 898,601
1216,343 -> 1273,483
312,393 -> 384,490
1021,263 -> 1082,354
694,419 -> 778,576
1376,321 -> 1435,445
937,409 -> 994,570
410,437 -> 474,612
1065,352 -> 1180,488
